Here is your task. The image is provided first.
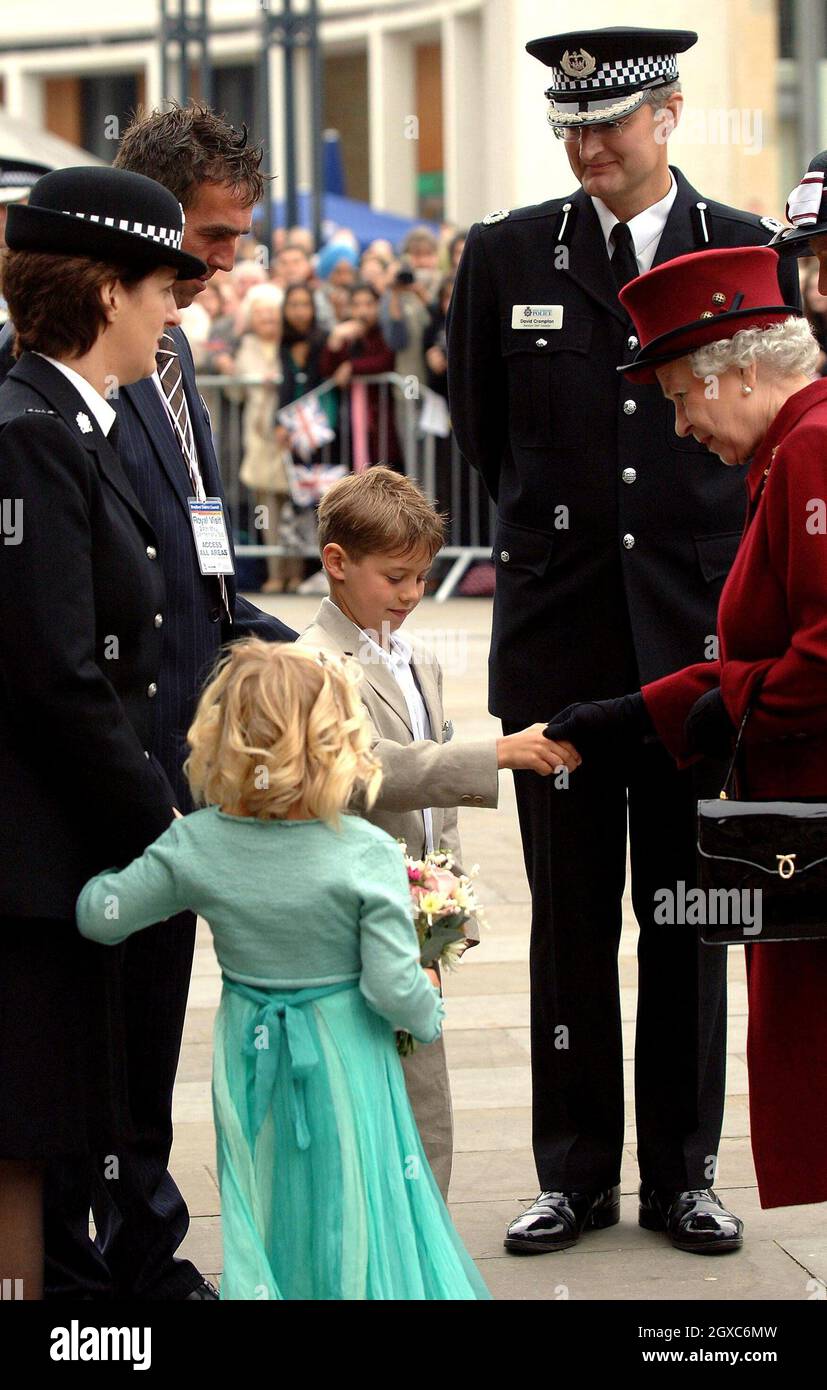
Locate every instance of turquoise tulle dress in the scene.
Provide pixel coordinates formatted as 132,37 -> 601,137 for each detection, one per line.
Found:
76,807 -> 490,1301
214,978 -> 489,1300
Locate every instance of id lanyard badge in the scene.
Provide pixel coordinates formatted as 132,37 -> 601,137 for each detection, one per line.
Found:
187,497 -> 235,576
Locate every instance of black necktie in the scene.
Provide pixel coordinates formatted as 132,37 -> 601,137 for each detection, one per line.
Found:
610,222 -> 639,292
108,417 -> 120,451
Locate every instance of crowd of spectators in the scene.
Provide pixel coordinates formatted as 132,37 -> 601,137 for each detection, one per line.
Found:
181,219 -> 473,593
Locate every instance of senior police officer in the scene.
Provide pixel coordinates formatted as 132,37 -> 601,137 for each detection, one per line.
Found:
447,26 -> 800,1255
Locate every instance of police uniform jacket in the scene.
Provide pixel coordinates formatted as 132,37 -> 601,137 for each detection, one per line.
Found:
447,166 -> 801,722
0,352 -> 175,919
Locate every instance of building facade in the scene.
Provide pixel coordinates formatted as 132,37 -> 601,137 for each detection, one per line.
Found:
0,0 -> 814,229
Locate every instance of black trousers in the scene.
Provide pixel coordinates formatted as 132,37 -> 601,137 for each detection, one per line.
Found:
44,912 -> 201,1299
504,728 -> 728,1194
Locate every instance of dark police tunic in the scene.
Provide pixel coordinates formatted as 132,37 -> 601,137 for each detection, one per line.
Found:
447,166 -> 801,1193
0,352 -> 174,1156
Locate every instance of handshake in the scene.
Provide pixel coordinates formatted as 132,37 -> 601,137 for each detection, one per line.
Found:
513,687 -> 735,773
496,694 -> 655,777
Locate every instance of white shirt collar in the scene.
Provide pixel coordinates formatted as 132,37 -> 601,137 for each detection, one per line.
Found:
361,624 -> 413,671
35,354 -> 118,437
591,172 -> 678,273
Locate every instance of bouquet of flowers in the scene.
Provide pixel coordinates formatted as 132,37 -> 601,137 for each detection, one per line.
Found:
396,847 -> 485,1057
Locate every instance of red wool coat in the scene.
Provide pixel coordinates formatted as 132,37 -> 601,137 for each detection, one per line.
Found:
643,377 -> 827,1210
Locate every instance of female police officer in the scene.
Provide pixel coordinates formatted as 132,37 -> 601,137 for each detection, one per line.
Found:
0,166 -> 207,1298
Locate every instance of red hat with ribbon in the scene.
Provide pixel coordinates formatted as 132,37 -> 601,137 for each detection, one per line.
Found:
617,245 -> 799,384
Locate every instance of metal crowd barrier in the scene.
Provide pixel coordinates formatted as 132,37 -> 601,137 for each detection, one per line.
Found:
196,370 -> 496,600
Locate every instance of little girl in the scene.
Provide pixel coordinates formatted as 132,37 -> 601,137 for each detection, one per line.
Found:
77,640 -> 489,1301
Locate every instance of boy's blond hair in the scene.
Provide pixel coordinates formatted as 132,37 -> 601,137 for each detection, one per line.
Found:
316,466 -> 446,561
185,640 -> 382,825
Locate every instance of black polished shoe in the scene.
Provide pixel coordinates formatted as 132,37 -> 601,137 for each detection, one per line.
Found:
639,1186 -> 743,1254
183,1278 -> 220,1300
504,1185 -> 621,1254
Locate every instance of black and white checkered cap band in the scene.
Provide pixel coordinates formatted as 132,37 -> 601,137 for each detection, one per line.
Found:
0,169 -> 44,187
58,208 -> 185,250
549,52 -> 678,94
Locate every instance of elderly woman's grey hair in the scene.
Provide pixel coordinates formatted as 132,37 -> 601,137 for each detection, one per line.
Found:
689,317 -> 819,380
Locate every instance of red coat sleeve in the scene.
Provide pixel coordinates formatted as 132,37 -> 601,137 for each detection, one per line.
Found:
350,333 -> 395,376
720,424 -> 827,743
319,334 -> 394,377
642,660 -> 722,767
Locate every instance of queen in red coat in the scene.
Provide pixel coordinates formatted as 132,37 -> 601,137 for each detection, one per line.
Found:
546,245 -> 827,1210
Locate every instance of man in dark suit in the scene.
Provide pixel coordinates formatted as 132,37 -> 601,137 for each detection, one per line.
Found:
0,103 -> 296,1300
447,27 -> 800,1256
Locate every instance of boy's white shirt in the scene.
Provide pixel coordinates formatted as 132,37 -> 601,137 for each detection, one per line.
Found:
359,624 -> 436,853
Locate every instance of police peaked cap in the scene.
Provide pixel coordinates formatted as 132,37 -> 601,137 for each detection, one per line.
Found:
527,26 -> 697,127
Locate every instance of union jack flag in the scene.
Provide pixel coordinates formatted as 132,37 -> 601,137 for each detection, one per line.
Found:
277,392 -> 336,460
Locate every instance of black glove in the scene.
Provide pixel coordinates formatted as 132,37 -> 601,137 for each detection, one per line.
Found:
684,687 -> 735,759
544,693 -> 654,755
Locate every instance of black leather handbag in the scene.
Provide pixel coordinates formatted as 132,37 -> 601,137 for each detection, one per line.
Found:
697,711 -> 827,945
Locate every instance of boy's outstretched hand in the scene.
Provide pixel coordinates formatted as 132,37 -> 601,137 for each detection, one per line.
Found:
497,724 -> 582,775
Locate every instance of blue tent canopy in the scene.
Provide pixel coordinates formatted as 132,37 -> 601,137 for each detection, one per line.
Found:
254,190 -> 440,252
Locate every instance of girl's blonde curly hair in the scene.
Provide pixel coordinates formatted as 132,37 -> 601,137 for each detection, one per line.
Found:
185,639 -> 382,826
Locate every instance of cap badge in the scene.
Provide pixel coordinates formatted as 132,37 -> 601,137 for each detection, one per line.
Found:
561,48 -> 597,78
76,411 -> 93,434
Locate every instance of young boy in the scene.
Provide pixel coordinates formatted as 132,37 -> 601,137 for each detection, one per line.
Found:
297,467 -> 578,1196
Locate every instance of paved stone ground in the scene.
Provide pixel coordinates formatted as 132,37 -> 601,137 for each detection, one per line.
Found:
172,595 -> 826,1300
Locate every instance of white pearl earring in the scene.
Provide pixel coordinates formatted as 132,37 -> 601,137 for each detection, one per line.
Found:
741,384 -> 752,395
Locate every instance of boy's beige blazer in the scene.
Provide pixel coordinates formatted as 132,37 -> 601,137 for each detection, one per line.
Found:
297,597 -> 498,868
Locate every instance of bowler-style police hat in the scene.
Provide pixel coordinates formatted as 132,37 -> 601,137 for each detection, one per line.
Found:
5,166 -> 207,280
769,150 -> 827,257
526,25 -> 697,130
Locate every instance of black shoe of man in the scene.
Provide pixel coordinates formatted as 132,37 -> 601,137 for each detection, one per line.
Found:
639,1186 -> 743,1254
504,1186 -> 621,1254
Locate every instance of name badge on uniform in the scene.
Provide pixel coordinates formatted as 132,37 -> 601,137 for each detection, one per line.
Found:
511,304 -> 564,330
187,497 -> 235,576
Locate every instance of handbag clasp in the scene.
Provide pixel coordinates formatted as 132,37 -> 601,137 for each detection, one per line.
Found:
776,853 -> 797,879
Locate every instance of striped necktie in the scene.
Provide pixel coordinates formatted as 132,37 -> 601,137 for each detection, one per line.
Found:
155,332 -> 231,622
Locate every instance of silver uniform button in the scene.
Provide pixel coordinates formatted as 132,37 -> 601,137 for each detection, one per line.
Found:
622,468 -> 637,484
147,682 -> 158,698
623,400 -> 637,415
146,545 -> 157,560
154,613 -> 163,628
627,335 -> 639,351
500,550 -> 510,562
623,533 -> 635,549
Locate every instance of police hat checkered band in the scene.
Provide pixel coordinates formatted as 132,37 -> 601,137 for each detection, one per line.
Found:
547,50 -> 678,95
0,168 -> 45,188
58,208 -> 185,251
786,171 -> 825,228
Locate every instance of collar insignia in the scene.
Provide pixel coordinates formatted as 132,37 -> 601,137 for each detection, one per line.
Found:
76,411 -> 93,435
